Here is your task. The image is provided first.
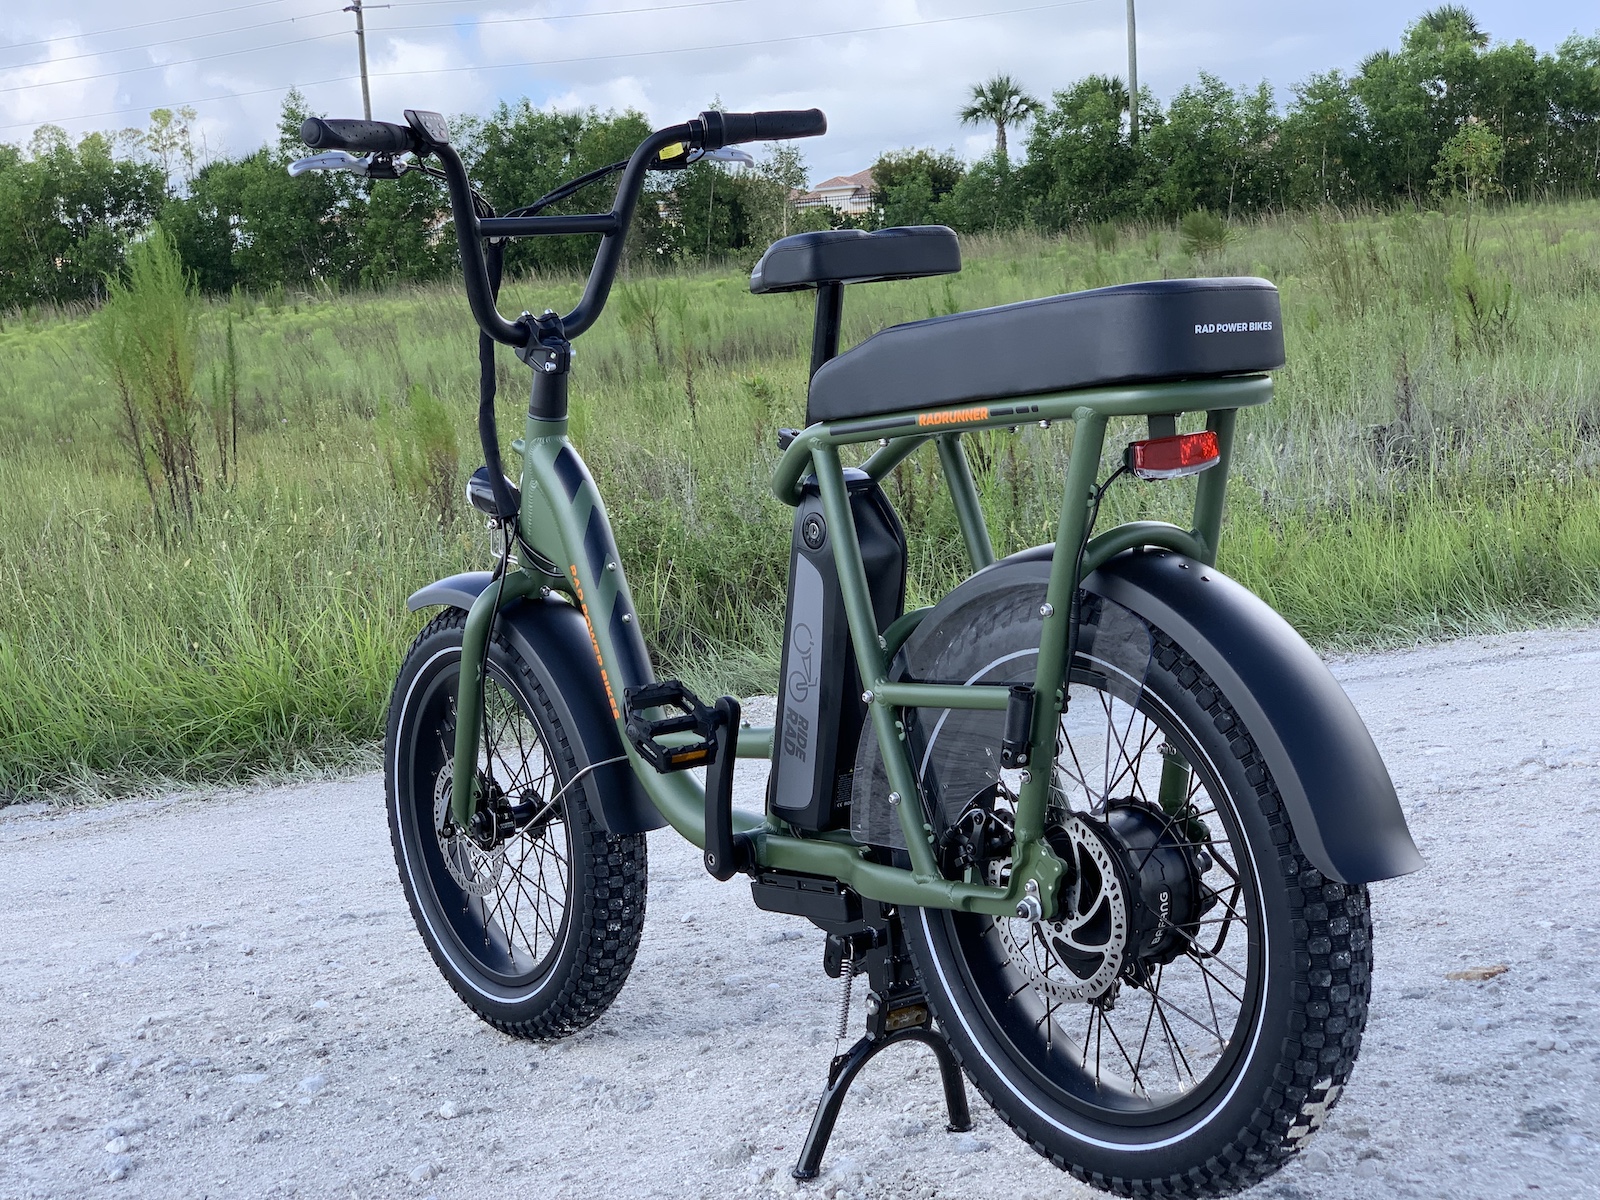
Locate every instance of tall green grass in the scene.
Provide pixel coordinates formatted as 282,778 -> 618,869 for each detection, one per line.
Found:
2,201 -> 1598,798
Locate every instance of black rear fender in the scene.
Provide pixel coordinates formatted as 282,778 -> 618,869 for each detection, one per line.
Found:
940,548 -> 1422,885
407,572 -> 664,836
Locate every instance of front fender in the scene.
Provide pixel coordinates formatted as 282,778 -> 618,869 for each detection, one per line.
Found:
408,573 -> 664,836
960,548 -> 1422,885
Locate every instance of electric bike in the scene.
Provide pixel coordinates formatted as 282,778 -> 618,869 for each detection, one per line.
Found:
291,105 -> 1422,1196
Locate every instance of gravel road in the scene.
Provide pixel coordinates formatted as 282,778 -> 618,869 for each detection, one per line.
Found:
3,626 -> 1600,1200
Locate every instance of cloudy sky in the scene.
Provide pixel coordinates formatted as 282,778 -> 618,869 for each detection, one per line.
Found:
2,0 -> 1594,182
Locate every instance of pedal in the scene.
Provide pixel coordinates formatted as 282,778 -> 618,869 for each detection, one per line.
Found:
623,680 -> 720,772
622,683 -> 749,881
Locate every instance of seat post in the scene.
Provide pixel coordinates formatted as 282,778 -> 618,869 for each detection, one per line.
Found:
809,280 -> 843,379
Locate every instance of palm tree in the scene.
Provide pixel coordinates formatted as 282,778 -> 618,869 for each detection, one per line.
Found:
1416,5 -> 1489,47
958,74 -> 1042,162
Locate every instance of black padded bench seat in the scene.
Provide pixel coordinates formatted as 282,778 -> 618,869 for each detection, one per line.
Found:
807,277 -> 1284,424
750,226 -> 961,293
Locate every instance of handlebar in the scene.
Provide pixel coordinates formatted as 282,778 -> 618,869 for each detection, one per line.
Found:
694,109 -> 827,149
299,117 -> 416,155
297,106 -> 827,350
423,113 -> 824,348
296,104 -> 825,526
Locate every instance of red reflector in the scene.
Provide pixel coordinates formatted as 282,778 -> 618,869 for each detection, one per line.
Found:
1126,431 -> 1221,480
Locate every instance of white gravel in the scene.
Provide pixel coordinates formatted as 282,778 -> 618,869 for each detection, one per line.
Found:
3,626 -> 1600,1200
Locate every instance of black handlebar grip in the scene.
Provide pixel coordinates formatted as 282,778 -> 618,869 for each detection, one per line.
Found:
299,117 -> 416,154
696,109 -> 827,149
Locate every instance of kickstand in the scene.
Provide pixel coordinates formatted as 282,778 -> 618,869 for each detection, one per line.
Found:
792,1007 -> 972,1181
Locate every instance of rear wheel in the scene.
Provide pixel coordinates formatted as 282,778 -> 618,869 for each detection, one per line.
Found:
896,583 -> 1371,1196
385,608 -> 646,1038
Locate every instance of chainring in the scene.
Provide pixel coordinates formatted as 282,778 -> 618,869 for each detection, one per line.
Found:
991,815 -> 1129,1004
432,762 -> 507,898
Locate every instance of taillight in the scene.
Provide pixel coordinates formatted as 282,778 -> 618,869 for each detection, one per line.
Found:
1125,431 -> 1221,480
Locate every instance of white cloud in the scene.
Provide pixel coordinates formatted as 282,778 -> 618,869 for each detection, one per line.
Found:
0,0 -> 1591,181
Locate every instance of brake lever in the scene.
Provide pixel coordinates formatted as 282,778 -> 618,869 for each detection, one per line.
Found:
287,150 -> 372,178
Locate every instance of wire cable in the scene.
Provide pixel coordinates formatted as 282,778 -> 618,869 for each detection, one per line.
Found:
0,9 -> 341,71
1,0 -> 1105,133
0,0 -> 309,53
0,29 -> 351,97
0,0 -> 753,72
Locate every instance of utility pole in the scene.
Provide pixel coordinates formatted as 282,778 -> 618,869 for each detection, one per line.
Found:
343,0 -> 389,120
1125,0 -> 1139,144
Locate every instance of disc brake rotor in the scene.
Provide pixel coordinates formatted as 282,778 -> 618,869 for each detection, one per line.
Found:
432,762 -> 507,898
992,815 -> 1129,1004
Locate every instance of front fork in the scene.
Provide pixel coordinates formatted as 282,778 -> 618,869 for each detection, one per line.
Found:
446,427 -> 645,832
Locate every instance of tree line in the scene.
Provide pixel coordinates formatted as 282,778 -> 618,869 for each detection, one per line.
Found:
0,89 -> 811,310
880,8 -> 1600,232
1,6 -> 1596,311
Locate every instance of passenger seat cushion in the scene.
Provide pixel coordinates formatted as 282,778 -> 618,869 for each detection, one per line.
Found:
750,226 -> 961,294
806,277 -> 1285,424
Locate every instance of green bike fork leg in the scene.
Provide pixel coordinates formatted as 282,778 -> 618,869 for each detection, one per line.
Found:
449,570 -> 542,832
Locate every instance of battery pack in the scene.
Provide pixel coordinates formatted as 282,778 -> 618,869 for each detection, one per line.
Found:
768,469 -> 906,832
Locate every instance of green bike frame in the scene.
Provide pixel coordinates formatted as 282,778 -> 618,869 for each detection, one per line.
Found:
449,372 -> 1271,921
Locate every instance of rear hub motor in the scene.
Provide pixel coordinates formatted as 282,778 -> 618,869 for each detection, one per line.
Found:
1093,798 -> 1211,977
996,800 -> 1209,1005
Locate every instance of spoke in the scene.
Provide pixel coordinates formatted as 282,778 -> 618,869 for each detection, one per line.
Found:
1181,947 -> 1247,1003
1134,978 -> 1160,1082
1197,944 -> 1226,1052
1096,1004 -> 1148,1095
1099,689 -> 1116,802
523,844 -> 564,945
1058,714 -> 1096,807
1110,696 -> 1143,794
508,856 -> 555,951
500,864 -> 540,959
1104,713 -> 1159,801
1141,981 -> 1225,1044
1148,975 -> 1196,1085
1082,998 -> 1096,1064
1094,1006 -> 1104,1084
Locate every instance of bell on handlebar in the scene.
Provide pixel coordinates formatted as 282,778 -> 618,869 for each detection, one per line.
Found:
288,150 -> 371,178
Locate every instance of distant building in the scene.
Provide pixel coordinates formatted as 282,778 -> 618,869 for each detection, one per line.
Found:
793,169 -> 875,215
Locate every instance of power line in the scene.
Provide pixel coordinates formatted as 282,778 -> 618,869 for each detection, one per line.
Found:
1,0 -> 1104,134
0,0 -> 312,54
0,0 -> 752,73
0,0 -> 749,64
0,9 -> 340,71
383,0 -> 753,35
0,0 -> 756,92
0,30 -> 351,97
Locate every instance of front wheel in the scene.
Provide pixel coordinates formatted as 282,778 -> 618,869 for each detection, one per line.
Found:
895,583 -> 1372,1196
385,608 -> 647,1038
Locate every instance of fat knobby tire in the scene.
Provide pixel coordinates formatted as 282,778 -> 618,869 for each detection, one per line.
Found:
906,600 -> 1374,1198
387,609 -> 647,1041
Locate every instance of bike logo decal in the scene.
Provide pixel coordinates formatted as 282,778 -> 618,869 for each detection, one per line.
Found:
1194,320 -> 1273,334
782,708 -> 810,761
917,405 -> 988,427
787,622 -> 816,703
570,565 -> 620,719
